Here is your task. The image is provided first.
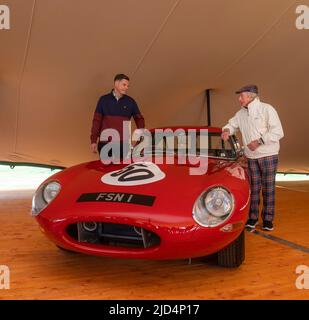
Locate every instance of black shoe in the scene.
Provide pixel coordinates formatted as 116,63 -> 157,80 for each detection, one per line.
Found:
245,219 -> 258,229
262,221 -> 274,231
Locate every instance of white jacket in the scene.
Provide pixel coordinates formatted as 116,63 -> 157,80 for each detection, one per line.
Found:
222,98 -> 284,159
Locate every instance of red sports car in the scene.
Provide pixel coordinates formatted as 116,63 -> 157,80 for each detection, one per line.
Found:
32,127 -> 250,267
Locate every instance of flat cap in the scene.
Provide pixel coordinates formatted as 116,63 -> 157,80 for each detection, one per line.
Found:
235,84 -> 258,94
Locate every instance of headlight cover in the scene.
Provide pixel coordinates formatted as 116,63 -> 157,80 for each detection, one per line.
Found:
193,186 -> 234,227
32,181 -> 61,216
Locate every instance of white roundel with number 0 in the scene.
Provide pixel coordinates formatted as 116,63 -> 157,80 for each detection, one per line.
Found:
101,162 -> 166,186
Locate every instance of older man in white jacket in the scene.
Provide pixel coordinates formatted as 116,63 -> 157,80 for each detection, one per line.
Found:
222,85 -> 284,231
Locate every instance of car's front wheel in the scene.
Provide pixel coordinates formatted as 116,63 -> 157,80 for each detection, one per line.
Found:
217,230 -> 245,268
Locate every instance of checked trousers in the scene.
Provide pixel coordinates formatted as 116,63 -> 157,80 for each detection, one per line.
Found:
247,155 -> 279,222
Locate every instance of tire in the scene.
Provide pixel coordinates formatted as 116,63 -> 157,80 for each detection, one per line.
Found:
217,230 -> 245,268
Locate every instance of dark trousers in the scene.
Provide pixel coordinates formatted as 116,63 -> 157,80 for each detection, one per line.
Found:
248,155 -> 279,222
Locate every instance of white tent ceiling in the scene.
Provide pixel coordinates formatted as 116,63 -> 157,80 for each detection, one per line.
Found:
0,0 -> 308,172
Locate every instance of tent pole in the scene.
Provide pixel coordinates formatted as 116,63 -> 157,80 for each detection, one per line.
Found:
206,89 -> 211,126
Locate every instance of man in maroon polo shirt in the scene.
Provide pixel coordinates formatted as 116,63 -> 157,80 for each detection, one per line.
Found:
90,74 -> 145,161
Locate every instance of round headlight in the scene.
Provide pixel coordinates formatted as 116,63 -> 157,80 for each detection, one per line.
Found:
193,186 -> 234,227
32,181 -> 61,216
43,182 -> 61,203
205,188 -> 233,217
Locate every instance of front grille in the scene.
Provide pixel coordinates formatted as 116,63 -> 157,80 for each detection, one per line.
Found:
66,222 -> 160,249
